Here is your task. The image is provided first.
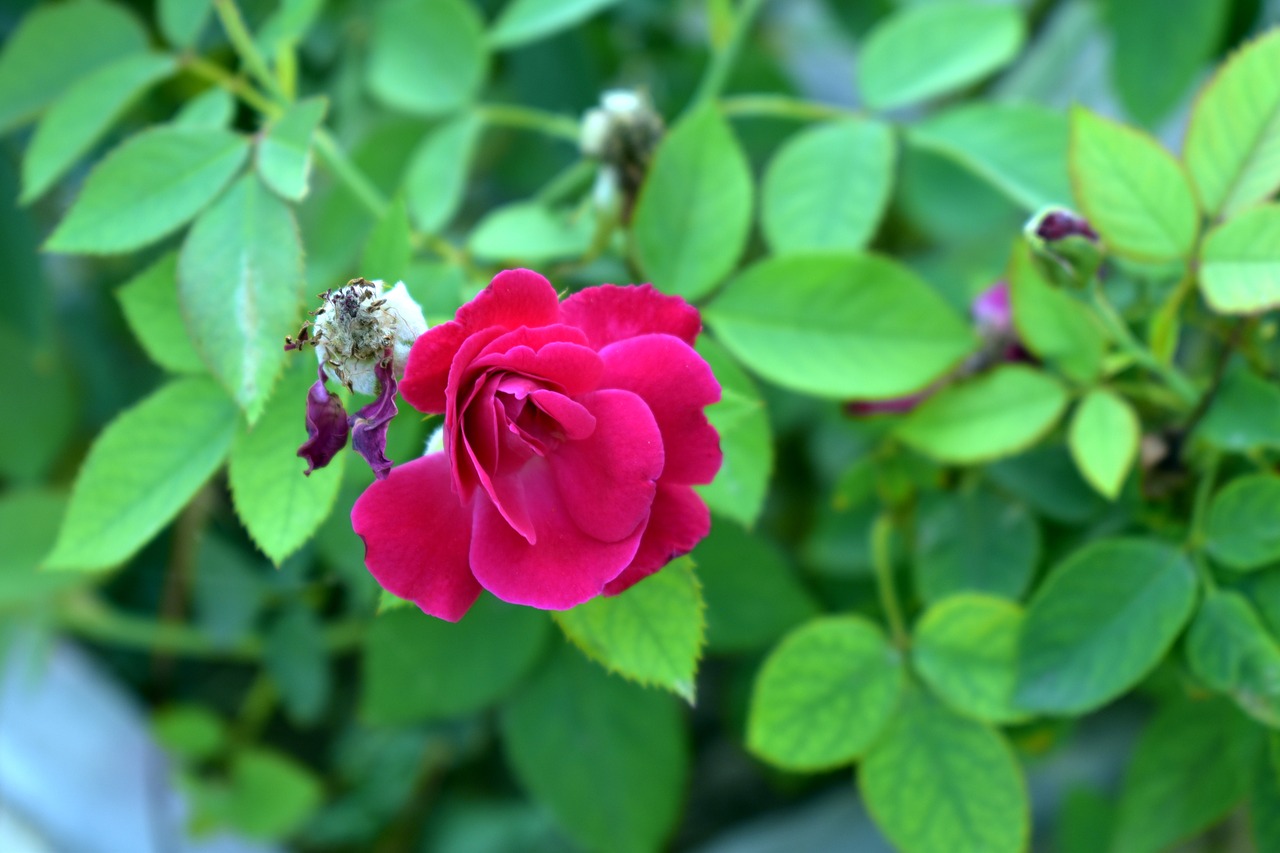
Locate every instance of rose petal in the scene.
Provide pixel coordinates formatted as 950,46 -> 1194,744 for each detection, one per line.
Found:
971,281 -> 1012,335
600,334 -> 721,485
604,482 -> 711,595
298,366 -> 349,475
352,453 -> 480,622
470,457 -> 645,609
472,328 -> 601,396
349,356 -> 398,480
561,283 -> 701,349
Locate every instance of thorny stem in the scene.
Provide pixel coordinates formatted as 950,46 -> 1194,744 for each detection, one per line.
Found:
871,512 -> 909,649
691,0 -> 770,108
1087,282 -> 1199,408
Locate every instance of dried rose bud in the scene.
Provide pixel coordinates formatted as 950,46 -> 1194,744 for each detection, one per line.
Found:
580,89 -> 664,219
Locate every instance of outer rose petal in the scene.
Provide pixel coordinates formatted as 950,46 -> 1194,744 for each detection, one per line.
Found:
400,270 -> 561,413
600,334 -> 722,485
352,453 -> 480,622
604,482 -> 711,595
560,283 -> 701,349
469,457 -> 646,609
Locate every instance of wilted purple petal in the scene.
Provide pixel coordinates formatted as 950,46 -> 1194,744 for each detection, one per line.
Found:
299,366 -> 350,476
350,355 -> 399,480
971,281 -> 1012,335
1035,209 -> 1099,242
845,392 -> 929,416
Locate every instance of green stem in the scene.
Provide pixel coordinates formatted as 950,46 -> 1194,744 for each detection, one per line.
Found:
212,0 -> 282,99
871,512 -> 909,649
691,0 -> 770,108
1187,450 -> 1220,550
312,129 -> 388,219
477,103 -> 580,142
183,55 -> 281,118
721,94 -> 859,121
1087,282 -> 1199,407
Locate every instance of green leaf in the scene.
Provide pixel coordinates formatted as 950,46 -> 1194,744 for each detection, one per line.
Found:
989,444 -> 1106,523
1199,203 -> 1280,315
0,0 -> 148,133
861,689 -> 1029,853
693,335 -> 771,527
501,647 -> 686,853
490,0 -> 620,48
1068,388 -> 1140,500
1205,473 -> 1280,571
44,377 -> 239,572
694,521 -> 817,655
1195,363 -> 1280,453
1015,537 -> 1196,714
1251,734 -> 1280,853
154,705 -> 226,763
1007,242 -> 1105,384
705,253 -> 975,399
222,748 -> 324,841
173,87 -> 235,129
20,53 -> 176,203
159,0 -> 211,48
1187,589 -> 1280,727
897,365 -> 1068,464
747,616 -> 904,771
631,106 -> 753,300
255,0 -> 325,55
468,202 -> 594,264
0,329 -> 76,483
1183,30 -> 1280,219
761,119 -> 894,254
405,114 -> 481,233
909,102 -> 1071,211
1106,0 -> 1226,128
914,486 -> 1039,603
361,194 -> 413,284
366,0 -> 487,116
228,361 -> 343,564
178,173 -> 304,424
1111,697 -> 1260,853
361,595 -> 549,724
0,490 -> 83,607
263,604 -> 331,726
256,96 -> 327,202
858,3 -> 1024,112
1069,106 -> 1198,262
913,594 -> 1029,725
115,252 -> 205,374
555,559 -> 704,702
45,126 -> 249,255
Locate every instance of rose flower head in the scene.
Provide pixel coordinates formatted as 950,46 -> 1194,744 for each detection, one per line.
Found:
352,269 -> 722,621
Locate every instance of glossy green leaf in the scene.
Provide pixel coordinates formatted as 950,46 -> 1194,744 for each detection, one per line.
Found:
178,174 -> 304,424
556,559 -> 704,701
1111,697 -> 1260,853
159,0 -> 211,48
222,749 -> 324,841
989,444 -> 1107,523
361,595 -> 549,724
501,646 -> 686,853
705,253 -> 975,399
1251,734 -> 1280,853
914,487 -> 1039,603
490,0 -> 620,48
1187,589 -> 1280,726
913,594 -> 1029,725
631,107 -> 753,300
0,0 -> 148,133
405,114 -> 481,233
1199,203 -> 1280,315
257,96 -> 327,201
44,377 -> 239,572
154,705 -> 226,763
1195,364 -> 1280,452
1007,242 -> 1105,384
366,0 -> 487,116
859,3 -> 1024,112
45,126 -> 249,255
468,203 -> 593,264
255,0 -> 325,54
228,361 -> 343,565
115,252 -> 205,374
747,616 -> 904,771
1015,538 -> 1196,714
173,87 -> 235,129
694,335 -> 771,527
361,194 -> 413,284
909,102 -> 1070,211
1205,473 -> 1280,571
1183,30 -> 1280,218
694,521 -> 817,654
761,119 -> 894,254
861,690 -> 1029,853
897,365 -> 1068,464
0,490 -> 82,607
1069,106 -> 1198,262
1068,388 -> 1140,500
21,53 -> 176,203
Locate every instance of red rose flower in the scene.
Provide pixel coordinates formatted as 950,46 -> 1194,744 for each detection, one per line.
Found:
351,269 -> 723,621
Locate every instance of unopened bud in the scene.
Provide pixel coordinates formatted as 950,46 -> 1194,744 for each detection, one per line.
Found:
1024,207 -> 1103,289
